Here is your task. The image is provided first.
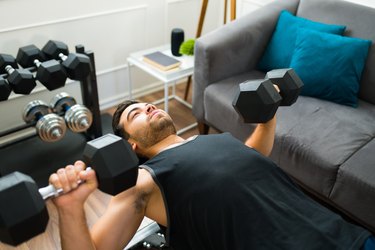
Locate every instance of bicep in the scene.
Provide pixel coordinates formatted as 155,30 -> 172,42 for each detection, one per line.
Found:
91,189 -> 145,250
91,169 -> 154,250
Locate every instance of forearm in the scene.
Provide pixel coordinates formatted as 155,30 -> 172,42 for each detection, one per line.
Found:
245,116 -> 276,156
58,205 -> 96,250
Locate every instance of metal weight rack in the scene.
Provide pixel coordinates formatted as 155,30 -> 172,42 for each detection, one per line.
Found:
0,44 -> 102,148
0,43 -> 103,186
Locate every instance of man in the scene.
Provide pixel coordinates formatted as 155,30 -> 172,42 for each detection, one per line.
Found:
50,100 -> 373,250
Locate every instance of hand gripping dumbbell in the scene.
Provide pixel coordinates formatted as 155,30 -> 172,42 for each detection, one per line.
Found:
50,92 -> 93,133
16,44 -> 67,91
0,134 -> 139,246
0,54 -> 36,95
23,100 -> 67,142
42,40 -> 91,80
233,68 -> 304,123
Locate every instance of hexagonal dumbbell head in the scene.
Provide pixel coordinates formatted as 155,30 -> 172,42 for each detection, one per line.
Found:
61,53 -> 91,80
42,40 -> 91,80
17,45 -> 67,91
0,172 -> 49,246
83,134 -> 139,195
42,40 -> 70,59
0,76 -> 12,101
266,68 -> 304,106
0,54 -> 36,95
233,79 -> 282,123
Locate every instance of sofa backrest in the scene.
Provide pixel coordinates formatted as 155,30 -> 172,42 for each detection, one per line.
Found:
296,0 -> 375,105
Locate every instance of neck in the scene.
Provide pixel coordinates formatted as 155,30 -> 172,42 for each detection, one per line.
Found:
142,134 -> 185,158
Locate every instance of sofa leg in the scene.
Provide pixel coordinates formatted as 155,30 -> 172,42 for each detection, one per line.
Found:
198,122 -> 209,134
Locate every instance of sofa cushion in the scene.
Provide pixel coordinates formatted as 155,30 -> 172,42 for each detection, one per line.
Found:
258,10 -> 346,72
290,28 -> 372,107
329,138 -> 375,232
271,97 -> 375,197
296,0 -> 375,105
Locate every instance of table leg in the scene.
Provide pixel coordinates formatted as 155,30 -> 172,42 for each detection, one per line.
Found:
164,81 -> 169,113
127,61 -> 133,99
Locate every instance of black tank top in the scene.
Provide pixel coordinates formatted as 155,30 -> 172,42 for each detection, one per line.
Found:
141,133 -> 370,250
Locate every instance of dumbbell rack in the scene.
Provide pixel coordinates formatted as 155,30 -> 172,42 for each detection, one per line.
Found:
0,44 -> 102,146
0,44 -> 103,187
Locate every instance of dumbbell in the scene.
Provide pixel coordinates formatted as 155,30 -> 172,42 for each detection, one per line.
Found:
50,92 -> 93,133
233,68 -> 304,123
16,44 -> 67,91
0,76 -> 12,101
0,54 -> 36,95
23,100 -> 67,142
0,134 -> 139,246
42,40 -> 91,80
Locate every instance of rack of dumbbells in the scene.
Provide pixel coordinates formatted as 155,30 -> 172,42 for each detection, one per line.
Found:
0,40 -> 102,186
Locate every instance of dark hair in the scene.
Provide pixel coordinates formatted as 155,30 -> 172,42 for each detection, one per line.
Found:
112,100 -> 139,139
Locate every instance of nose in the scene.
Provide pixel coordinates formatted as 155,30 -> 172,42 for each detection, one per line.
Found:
145,103 -> 157,114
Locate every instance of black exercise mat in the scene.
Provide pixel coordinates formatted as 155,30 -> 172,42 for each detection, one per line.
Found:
0,113 -> 113,187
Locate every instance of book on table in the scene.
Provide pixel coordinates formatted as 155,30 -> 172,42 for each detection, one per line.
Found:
143,51 -> 181,71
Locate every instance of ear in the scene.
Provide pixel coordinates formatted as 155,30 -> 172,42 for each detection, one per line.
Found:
127,139 -> 137,151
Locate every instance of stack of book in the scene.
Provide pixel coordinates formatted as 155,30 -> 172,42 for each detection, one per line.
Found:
143,51 -> 181,71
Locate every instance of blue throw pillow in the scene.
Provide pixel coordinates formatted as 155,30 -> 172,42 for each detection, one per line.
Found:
258,10 -> 346,72
290,28 -> 372,107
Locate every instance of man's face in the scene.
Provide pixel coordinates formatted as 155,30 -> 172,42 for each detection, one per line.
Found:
120,103 -> 176,149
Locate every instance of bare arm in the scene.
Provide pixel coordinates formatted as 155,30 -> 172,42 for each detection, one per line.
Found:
91,182 -> 147,250
245,116 -> 276,156
58,203 -> 96,250
50,162 -> 98,250
50,162 -> 150,250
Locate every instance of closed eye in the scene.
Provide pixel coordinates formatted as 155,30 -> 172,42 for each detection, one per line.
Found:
132,112 -> 140,119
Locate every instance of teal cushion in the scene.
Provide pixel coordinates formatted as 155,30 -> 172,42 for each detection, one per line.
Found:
290,29 -> 372,107
258,10 -> 346,72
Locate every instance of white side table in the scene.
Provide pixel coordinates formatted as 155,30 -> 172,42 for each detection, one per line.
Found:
127,44 -> 197,134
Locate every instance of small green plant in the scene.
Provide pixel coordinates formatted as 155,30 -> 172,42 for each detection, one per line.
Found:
179,39 -> 195,56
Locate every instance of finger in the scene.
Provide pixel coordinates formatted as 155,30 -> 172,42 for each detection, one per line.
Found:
49,173 -> 62,190
57,167 -> 71,193
273,84 -> 280,93
65,165 -> 78,189
74,160 -> 86,172
79,169 -> 98,189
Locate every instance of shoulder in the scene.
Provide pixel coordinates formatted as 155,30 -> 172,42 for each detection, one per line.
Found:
109,168 -> 157,212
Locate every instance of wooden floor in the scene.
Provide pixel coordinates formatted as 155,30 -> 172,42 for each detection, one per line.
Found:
0,81 -> 218,250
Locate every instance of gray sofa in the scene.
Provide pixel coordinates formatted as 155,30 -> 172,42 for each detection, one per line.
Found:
193,0 -> 375,233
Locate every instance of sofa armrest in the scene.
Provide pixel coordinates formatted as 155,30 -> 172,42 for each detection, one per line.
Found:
192,0 -> 300,122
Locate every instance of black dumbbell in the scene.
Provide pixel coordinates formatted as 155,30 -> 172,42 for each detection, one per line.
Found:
50,92 -> 93,133
233,68 -> 304,123
0,134 -> 139,246
42,40 -> 91,80
0,54 -> 36,95
0,75 -> 12,101
23,100 -> 67,142
16,44 -> 67,91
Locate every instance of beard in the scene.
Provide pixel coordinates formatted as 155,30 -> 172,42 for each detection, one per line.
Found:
132,115 -> 177,149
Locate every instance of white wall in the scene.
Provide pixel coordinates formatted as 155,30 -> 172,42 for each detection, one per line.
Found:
0,0 -> 223,131
344,0 -> 375,8
0,0 -> 373,131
